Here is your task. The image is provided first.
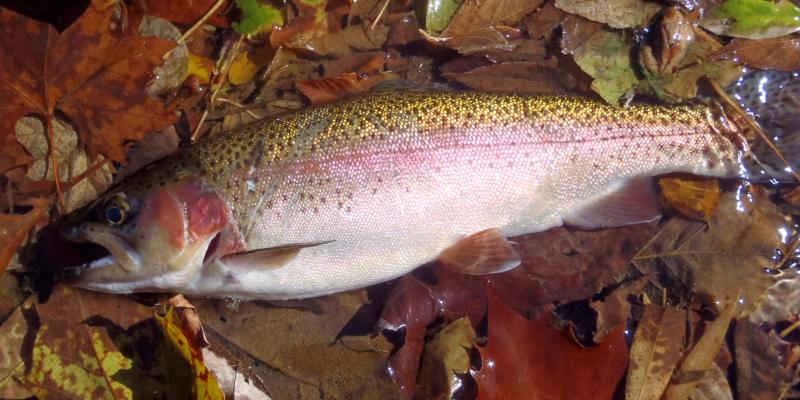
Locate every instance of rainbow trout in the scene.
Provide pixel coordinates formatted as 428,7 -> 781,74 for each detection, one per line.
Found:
63,89 -> 764,299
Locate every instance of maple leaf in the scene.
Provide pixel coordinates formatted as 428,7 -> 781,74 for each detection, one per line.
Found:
0,198 -> 49,273
0,0 -> 179,167
472,286 -> 629,399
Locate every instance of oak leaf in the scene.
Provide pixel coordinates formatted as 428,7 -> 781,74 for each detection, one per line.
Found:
0,0 -> 179,167
0,198 -> 49,274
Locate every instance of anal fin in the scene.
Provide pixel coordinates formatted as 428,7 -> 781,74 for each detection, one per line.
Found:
564,176 -> 661,229
439,228 -> 521,275
221,240 -> 333,270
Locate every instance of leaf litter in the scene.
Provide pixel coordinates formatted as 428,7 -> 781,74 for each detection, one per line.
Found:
1,0 -> 800,398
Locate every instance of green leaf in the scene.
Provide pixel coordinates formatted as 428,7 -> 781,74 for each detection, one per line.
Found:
425,0 -> 464,36
233,0 -> 284,35
572,29 -> 639,104
700,0 -> 800,39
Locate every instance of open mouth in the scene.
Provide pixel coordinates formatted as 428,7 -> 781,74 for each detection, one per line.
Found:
61,223 -> 143,280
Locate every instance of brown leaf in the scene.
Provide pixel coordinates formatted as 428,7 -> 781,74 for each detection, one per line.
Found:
415,318 -> 476,400
590,277 -> 648,343
443,62 -> 577,94
554,0 -> 661,29
139,0 -> 231,27
296,72 -> 395,104
640,7 -> 695,75
750,273 -> 800,324
472,287 -> 629,399
0,0 -> 179,166
560,15 -> 604,55
712,37 -> 800,72
659,174 -> 720,222
441,0 -> 546,37
521,0 -> 569,39
734,320 -> 791,399
0,198 -> 49,273
626,305 -> 686,400
664,301 -> 736,399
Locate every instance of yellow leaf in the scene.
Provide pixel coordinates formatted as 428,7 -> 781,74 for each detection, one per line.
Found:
188,53 -> 216,84
228,46 -> 275,86
155,306 -> 224,400
659,174 -> 720,222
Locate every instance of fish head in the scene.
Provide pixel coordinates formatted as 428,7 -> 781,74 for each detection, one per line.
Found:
62,171 -> 235,293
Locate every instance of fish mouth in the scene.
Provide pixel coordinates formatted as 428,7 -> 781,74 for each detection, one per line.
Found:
62,223 -> 143,282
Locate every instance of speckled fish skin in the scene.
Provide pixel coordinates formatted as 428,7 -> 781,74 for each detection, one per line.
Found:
67,90 -> 744,299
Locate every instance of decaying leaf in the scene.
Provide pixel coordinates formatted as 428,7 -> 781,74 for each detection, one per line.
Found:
700,0 -> 800,39
712,37 -> 800,72
0,296 -> 35,399
296,72 -> 395,104
573,29 -> 639,104
472,287 -> 629,399
688,363 -> 733,400
590,277 -> 647,343
0,0 -> 179,164
521,1 -> 569,39
155,300 -> 224,399
658,174 -> 720,222
443,62 -> 577,94
663,301 -> 736,399
734,319 -> 791,399
441,0 -> 545,37
633,190 -> 787,312
554,0 -> 661,29
416,318 -> 475,400
751,273 -> 800,324
0,198 -> 49,273
626,305 -> 686,400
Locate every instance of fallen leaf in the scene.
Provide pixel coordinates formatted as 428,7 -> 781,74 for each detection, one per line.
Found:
659,174 -> 720,222
472,286 -> 629,399
554,0 -> 661,28
420,27 -> 516,56
443,62 -> 577,94
0,296 -> 35,399
521,1 -> 569,39
560,14 -> 604,54
228,45 -> 277,85
712,37 -> 800,71
700,0 -> 800,39
140,0 -> 231,27
0,198 -> 49,273
573,29 -> 639,104
425,0 -> 463,36
734,319 -> 791,399
632,190 -> 788,313
664,301 -> 736,399
233,0 -> 284,34
626,305 -> 686,400
688,363 -> 733,400
0,0 -> 179,165
750,273 -> 800,324
296,72 -> 395,104
139,15 -> 190,97
415,318 -> 475,400
590,277 -> 647,343
188,53 -> 216,84
441,0 -> 545,37
155,301 -> 224,399
640,7 -> 695,75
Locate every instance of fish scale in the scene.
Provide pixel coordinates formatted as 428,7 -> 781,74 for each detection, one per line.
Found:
66,90 -> 746,299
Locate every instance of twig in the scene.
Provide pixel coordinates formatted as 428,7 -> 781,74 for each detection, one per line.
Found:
780,319 -> 800,339
191,35 -> 245,141
216,97 -> 261,119
775,236 -> 800,271
708,78 -> 800,184
178,0 -> 227,44
369,0 -> 390,31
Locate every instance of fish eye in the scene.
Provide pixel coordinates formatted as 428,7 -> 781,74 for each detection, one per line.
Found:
105,204 -> 126,225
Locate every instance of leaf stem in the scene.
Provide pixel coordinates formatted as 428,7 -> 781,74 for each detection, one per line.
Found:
46,116 -> 65,214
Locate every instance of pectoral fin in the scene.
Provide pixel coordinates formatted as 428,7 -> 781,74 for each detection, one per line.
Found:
221,241 -> 333,270
439,228 -> 521,275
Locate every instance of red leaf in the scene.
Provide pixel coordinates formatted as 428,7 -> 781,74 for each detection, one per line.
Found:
472,286 -> 629,399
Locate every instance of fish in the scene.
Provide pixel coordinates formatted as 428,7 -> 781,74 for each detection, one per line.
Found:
60,88 -> 782,300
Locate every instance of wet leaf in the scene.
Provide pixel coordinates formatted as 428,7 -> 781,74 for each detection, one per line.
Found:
443,62 -> 577,94
521,1 -> 569,39
734,320 -> 791,399
560,14 -> 604,54
663,301 -> 736,399
416,318 -> 475,400
640,27 -> 744,102
228,46 -> 277,85
188,53 -> 216,84
640,7 -> 695,75
0,198 -> 48,273
0,296 -> 35,399
554,0 -> 661,29
590,277 -> 647,343
155,301 -> 223,399
233,0 -> 284,34
420,27 -> 516,55
750,273 -> 800,324
441,0 -> 545,36
712,37 -> 800,71
573,29 -> 639,104
472,287 -> 629,399
689,363 -> 733,400
0,0 -> 179,164
140,0 -> 231,27
425,0 -> 463,36
626,305 -> 686,400
659,174 -> 720,222
700,0 -> 800,39
633,190 -> 788,313
296,72 -> 396,104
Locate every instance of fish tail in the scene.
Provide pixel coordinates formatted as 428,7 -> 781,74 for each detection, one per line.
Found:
725,71 -> 800,182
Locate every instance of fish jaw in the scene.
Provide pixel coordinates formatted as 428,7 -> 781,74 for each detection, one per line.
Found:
64,180 -> 242,294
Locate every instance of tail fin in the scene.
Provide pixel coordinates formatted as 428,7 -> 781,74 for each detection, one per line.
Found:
726,71 -> 800,182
